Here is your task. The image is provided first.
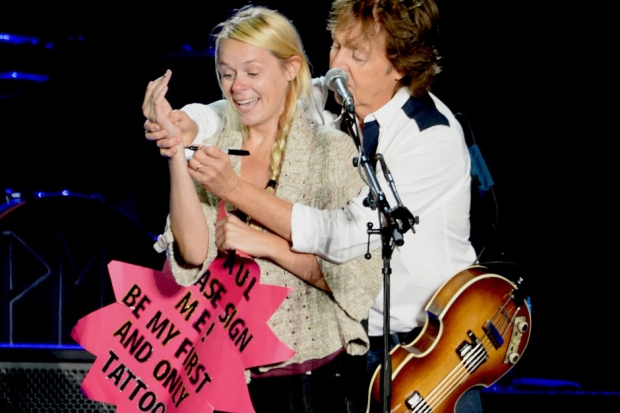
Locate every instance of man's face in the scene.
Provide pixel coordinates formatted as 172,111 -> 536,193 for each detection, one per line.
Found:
329,20 -> 403,120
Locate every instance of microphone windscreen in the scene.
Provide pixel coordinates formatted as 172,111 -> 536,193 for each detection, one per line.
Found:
325,68 -> 348,92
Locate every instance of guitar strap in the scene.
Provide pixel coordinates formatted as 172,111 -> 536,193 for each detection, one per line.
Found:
455,112 -> 498,263
456,112 -> 494,198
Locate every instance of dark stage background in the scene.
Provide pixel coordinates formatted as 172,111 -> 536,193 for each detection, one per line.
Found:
0,0 -> 615,409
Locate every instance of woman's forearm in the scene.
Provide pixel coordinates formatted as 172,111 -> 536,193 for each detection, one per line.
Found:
169,153 -> 210,266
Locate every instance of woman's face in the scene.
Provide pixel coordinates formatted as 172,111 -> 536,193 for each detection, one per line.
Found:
218,38 -> 293,133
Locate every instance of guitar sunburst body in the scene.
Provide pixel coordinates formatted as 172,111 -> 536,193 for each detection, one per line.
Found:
368,266 -> 531,413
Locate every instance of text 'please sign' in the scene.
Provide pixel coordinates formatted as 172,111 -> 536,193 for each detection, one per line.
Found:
72,253 -> 293,413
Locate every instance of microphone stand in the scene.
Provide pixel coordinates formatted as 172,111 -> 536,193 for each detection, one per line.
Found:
340,111 -> 418,413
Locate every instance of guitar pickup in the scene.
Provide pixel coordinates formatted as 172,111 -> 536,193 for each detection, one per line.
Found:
457,331 -> 488,373
405,391 -> 429,412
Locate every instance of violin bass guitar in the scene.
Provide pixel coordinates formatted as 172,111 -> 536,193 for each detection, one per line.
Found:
368,266 -> 532,413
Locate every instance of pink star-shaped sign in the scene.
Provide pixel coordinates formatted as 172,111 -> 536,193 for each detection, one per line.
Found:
71,252 -> 294,413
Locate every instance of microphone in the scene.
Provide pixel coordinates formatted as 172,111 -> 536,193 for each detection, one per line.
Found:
325,68 -> 355,114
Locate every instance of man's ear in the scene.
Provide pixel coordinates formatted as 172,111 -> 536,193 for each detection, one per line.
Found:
394,67 -> 405,82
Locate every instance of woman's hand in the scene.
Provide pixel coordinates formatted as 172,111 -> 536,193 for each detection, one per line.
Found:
187,145 -> 241,199
215,214 -> 271,257
142,70 -> 193,157
215,214 -> 330,291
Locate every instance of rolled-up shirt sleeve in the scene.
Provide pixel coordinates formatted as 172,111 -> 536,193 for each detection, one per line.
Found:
182,101 -> 227,143
291,190 -> 380,264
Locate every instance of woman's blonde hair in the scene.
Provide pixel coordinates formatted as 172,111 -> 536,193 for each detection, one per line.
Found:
214,5 -> 312,185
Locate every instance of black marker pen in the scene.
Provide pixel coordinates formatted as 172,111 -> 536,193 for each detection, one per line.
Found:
185,146 -> 250,156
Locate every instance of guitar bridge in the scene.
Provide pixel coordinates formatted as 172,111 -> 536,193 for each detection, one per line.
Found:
457,331 -> 489,373
483,319 -> 504,349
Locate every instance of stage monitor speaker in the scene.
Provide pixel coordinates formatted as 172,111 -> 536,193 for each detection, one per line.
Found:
0,346 -> 114,413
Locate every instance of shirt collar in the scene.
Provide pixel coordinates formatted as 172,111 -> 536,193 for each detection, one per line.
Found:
362,87 -> 411,127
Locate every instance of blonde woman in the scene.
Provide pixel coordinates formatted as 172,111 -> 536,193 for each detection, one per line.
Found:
143,6 -> 380,412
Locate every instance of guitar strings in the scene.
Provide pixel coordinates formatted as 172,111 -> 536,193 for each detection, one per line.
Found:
419,338 -> 491,412
414,297 -> 520,413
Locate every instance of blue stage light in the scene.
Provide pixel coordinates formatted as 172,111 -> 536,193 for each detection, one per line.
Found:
0,72 -> 49,82
0,33 -> 40,45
